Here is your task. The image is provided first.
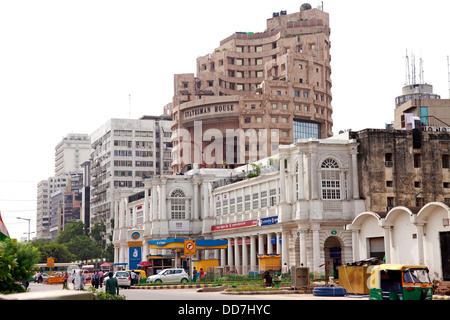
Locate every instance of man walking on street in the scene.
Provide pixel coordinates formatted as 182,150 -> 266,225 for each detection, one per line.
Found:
105,272 -> 119,296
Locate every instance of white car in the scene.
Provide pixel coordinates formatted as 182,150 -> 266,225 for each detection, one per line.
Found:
104,271 -> 131,288
147,268 -> 189,284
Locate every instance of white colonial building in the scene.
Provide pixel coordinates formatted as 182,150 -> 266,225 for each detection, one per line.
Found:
113,133 -> 367,278
348,202 -> 450,281
209,135 -> 365,276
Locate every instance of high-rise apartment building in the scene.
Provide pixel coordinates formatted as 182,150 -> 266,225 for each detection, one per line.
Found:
48,174 -> 83,241
54,133 -> 91,176
171,4 -> 333,172
36,174 -> 79,240
89,116 -> 173,231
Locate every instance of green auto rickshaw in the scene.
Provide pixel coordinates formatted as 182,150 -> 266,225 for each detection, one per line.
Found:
369,264 -> 433,300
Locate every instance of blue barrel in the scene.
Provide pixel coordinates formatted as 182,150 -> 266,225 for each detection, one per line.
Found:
313,287 -> 347,297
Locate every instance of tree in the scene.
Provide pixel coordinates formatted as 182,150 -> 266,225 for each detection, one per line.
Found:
65,235 -> 101,261
33,241 -> 75,263
0,238 -> 40,293
90,222 -> 107,258
55,220 -> 100,261
55,220 -> 85,244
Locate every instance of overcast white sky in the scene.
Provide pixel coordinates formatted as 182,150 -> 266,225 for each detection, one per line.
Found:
1,0 -> 449,240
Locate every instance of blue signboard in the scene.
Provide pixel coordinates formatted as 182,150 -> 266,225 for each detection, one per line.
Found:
129,247 -> 142,270
260,216 -> 278,226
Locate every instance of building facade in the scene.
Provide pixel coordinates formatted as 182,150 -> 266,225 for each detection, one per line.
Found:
352,129 -> 450,212
112,134 -> 365,278
171,4 -> 333,172
345,127 -> 450,281
54,133 -> 91,176
348,202 -> 450,281
48,174 -> 83,241
89,116 -> 173,234
394,83 -> 450,130
36,173 -> 82,240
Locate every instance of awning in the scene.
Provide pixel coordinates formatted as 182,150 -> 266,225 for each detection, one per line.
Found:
148,239 -> 185,249
137,261 -> 152,267
113,263 -> 128,266
196,239 -> 228,249
100,262 -> 111,267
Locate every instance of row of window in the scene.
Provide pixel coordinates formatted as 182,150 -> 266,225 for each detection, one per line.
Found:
215,189 -> 279,216
385,153 -> 450,169
113,160 -> 154,167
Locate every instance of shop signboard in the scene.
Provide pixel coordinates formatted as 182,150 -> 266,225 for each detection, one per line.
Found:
260,216 -> 278,226
211,219 -> 257,232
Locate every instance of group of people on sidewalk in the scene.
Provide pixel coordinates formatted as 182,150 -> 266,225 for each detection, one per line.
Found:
62,270 -> 119,295
191,267 -> 204,282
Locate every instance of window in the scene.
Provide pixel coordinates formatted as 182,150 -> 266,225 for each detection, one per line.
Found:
252,193 -> 259,210
443,155 -> 449,169
293,120 -> 319,141
320,159 -> 341,200
303,91 -> 308,98
260,191 -> 268,208
244,195 -> 251,211
385,153 -> 393,167
414,154 -> 421,168
229,198 -> 235,214
269,189 -> 277,206
237,196 -> 243,212
170,189 -> 186,220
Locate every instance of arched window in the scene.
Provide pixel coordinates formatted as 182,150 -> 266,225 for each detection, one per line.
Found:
320,158 -> 341,200
170,189 -> 186,219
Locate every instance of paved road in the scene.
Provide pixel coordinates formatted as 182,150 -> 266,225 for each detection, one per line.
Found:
26,282 -> 365,300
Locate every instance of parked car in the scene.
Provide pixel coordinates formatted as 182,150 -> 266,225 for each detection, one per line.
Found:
147,268 -> 189,284
104,271 -> 131,288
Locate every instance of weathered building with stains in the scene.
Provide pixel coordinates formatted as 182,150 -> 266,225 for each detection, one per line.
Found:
352,128 -> 450,213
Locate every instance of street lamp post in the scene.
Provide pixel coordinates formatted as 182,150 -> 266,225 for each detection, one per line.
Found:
16,217 -> 31,242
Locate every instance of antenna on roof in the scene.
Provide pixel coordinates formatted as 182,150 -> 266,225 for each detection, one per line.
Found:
419,54 -> 425,85
405,49 -> 411,85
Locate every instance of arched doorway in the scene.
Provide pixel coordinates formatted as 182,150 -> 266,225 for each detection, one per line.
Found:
324,236 -> 342,279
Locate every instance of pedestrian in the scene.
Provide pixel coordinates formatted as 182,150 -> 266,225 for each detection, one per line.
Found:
99,270 -> 104,288
263,271 -> 273,287
199,268 -> 204,281
192,267 -> 198,283
74,270 -> 86,290
281,263 -> 289,274
105,272 -> 119,296
63,272 -> 69,289
130,270 -> 136,285
136,271 -> 141,285
93,271 -> 99,289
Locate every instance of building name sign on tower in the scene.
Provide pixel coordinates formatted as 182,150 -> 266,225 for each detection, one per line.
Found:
184,104 -> 236,119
